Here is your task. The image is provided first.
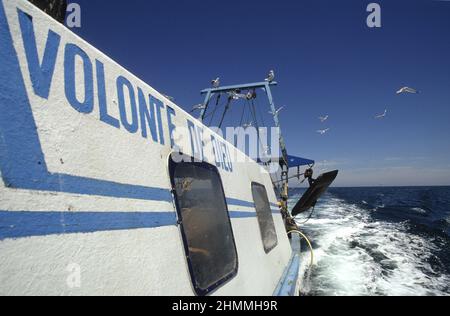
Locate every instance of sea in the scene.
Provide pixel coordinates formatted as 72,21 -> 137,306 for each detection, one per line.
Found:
289,186 -> 450,296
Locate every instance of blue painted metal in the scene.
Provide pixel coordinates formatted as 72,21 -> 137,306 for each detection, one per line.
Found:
228,211 -> 256,219
226,198 -> 254,208
18,8 -> 60,99
287,155 -> 315,168
273,234 -> 301,296
0,209 -> 276,240
263,82 -> 291,203
264,82 -> 288,166
200,81 -> 278,95
198,89 -> 212,121
64,43 -> 95,114
0,211 -> 178,240
227,198 -> 279,211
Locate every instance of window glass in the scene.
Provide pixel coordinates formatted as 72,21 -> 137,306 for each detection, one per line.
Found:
170,157 -> 238,295
252,183 -> 278,253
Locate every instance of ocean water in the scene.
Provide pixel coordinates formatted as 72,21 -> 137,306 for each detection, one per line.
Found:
289,186 -> 450,296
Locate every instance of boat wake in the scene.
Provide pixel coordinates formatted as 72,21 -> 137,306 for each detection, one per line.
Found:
290,187 -> 450,296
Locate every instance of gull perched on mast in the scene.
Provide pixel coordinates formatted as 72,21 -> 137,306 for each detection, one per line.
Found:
212,77 -> 220,88
396,87 -> 419,95
265,70 -> 275,83
319,115 -> 329,123
375,109 -> 387,119
163,94 -> 175,102
317,128 -> 330,135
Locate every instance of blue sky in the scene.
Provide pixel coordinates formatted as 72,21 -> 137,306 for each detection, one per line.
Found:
70,0 -> 450,187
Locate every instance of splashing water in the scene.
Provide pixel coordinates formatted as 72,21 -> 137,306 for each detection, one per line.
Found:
290,187 -> 450,296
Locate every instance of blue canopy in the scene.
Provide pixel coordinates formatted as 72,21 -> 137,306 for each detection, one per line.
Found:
287,155 -> 315,168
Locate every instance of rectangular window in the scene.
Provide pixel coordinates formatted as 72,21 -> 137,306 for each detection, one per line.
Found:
169,155 -> 238,296
252,183 -> 278,253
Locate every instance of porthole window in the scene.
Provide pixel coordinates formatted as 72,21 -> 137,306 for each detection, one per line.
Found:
169,155 -> 238,296
251,182 -> 278,253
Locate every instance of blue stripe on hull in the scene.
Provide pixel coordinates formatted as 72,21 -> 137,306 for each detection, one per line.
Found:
227,198 -> 279,210
226,198 -> 254,208
0,210 -> 276,240
0,211 -> 178,240
228,211 -> 256,219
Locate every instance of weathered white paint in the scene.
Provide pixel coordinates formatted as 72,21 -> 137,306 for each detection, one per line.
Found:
0,0 -> 292,296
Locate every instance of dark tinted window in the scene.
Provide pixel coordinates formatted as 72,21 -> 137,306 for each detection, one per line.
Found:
169,156 -> 238,295
252,183 -> 278,253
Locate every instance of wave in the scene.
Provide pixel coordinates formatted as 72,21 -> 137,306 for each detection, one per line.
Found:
291,188 -> 450,296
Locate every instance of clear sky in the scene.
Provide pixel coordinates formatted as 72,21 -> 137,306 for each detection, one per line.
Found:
70,0 -> 450,187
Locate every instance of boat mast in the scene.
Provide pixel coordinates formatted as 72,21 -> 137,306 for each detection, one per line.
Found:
199,81 -> 291,207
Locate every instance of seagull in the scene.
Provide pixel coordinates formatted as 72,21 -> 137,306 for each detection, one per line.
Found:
375,109 -> 388,119
163,94 -> 175,102
396,87 -> 419,95
317,128 -> 330,135
190,104 -> 206,112
265,70 -> 275,83
319,115 -> 329,123
211,77 -> 220,88
269,106 -> 284,116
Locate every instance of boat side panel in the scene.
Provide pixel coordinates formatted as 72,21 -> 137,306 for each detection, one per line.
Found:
0,0 -> 292,296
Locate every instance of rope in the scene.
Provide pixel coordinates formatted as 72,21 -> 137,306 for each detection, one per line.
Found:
250,99 -> 269,161
250,99 -> 259,130
295,207 -> 316,225
218,96 -> 233,129
254,97 -> 267,129
239,99 -> 247,127
207,94 -> 221,126
287,230 -> 314,268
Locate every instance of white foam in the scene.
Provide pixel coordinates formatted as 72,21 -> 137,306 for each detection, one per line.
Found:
297,194 -> 450,296
411,207 -> 427,214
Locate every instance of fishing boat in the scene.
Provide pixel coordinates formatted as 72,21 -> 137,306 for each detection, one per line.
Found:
0,0 -> 337,296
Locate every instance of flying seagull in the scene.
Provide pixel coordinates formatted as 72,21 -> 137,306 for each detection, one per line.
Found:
396,87 -> 419,95
319,115 -> 329,123
317,128 -> 330,135
190,104 -> 206,112
269,106 -> 284,116
212,77 -> 220,88
265,70 -> 275,83
375,109 -> 387,119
